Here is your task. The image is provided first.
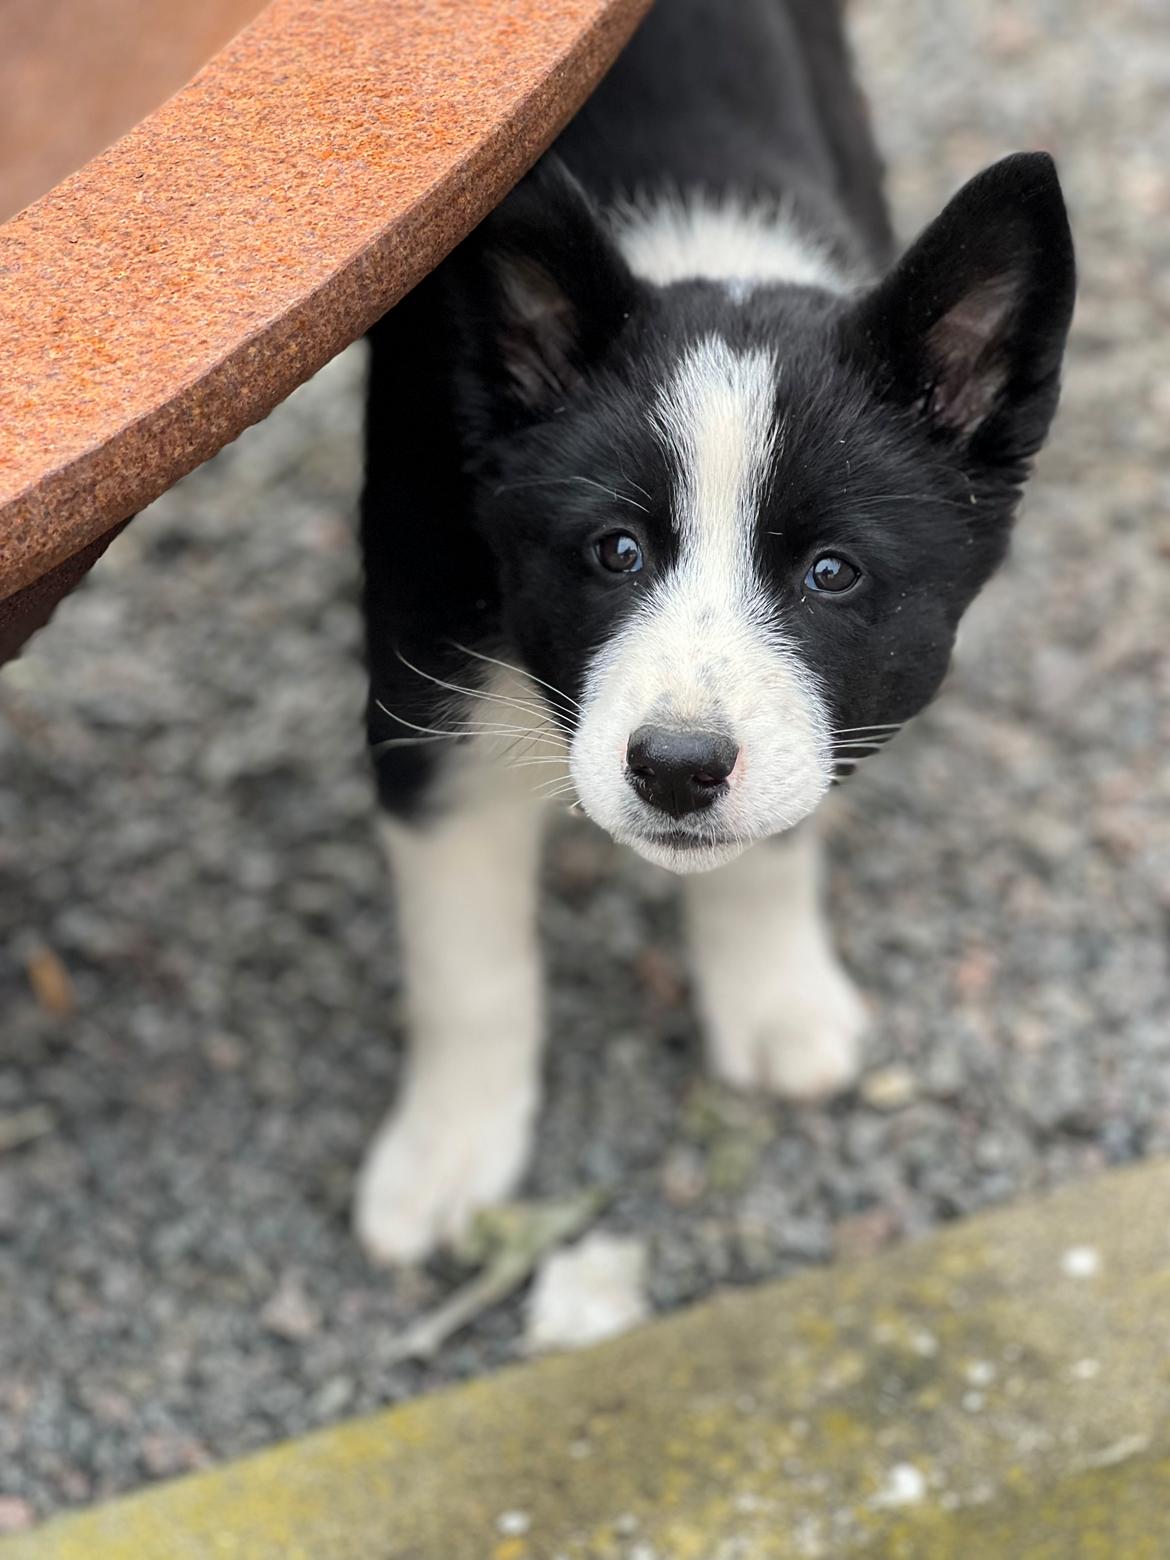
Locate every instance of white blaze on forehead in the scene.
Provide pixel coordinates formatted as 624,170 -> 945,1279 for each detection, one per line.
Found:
653,336 -> 779,585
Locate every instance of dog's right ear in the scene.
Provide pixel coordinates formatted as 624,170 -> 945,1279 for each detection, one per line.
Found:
460,157 -> 642,420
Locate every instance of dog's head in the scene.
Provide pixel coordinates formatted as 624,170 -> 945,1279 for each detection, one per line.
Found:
455,153 -> 1075,872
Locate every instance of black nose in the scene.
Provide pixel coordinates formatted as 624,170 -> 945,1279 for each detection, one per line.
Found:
625,726 -> 739,819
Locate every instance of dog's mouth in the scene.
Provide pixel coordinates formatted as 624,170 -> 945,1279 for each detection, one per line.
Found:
644,829 -> 723,851
616,823 -> 750,875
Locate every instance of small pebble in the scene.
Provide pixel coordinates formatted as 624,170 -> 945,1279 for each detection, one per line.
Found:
861,1066 -> 918,1112
0,1499 -> 35,1535
833,1206 -> 900,1260
661,1146 -> 706,1207
260,1276 -> 321,1341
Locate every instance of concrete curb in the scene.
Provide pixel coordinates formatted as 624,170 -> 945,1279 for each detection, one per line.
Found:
6,1161 -> 1170,1558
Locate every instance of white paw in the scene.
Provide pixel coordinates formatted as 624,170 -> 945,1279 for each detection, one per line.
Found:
705,959 -> 867,1101
353,1092 -> 535,1266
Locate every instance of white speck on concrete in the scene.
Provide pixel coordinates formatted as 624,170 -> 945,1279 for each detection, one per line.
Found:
911,1330 -> 939,1357
965,1359 -> 995,1386
1061,1245 -> 1101,1278
497,1510 -> 531,1537
734,1492 -> 768,1514
791,1515 -> 829,1559
962,1391 -> 985,1412
614,1513 -> 640,1536
526,1233 -> 649,1352
1071,1357 -> 1101,1380
874,1463 -> 927,1507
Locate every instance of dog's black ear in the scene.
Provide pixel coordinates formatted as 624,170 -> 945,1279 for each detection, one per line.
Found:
848,153 -> 1075,465
464,156 -> 641,417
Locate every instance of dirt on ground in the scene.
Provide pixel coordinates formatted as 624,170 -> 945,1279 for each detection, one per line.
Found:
1,0 -> 1167,1522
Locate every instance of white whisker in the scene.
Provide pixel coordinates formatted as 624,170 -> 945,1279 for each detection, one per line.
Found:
617,466 -> 653,503
535,782 -> 580,802
372,701 -> 563,747
449,642 -> 583,717
492,474 -> 650,516
830,724 -> 903,737
394,648 -> 560,729
851,494 -> 974,511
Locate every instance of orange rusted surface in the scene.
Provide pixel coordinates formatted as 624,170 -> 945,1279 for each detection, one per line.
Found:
0,0 -> 651,636
0,0 -> 266,222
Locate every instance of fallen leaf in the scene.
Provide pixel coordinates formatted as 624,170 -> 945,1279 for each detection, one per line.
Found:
25,942 -> 75,1018
382,1190 -> 607,1365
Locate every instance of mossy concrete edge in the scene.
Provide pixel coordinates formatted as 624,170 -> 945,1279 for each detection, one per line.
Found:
6,1160 -> 1170,1558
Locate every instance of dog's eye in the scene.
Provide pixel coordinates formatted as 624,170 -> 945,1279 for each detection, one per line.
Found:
805,555 -> 861,594
595,532 -> 644,574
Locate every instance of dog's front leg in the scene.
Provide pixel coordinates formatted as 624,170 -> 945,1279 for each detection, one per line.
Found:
354,799 -> 545,1265
684,822 -> 866,1100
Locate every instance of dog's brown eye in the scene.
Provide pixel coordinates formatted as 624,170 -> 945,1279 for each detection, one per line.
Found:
595,532 -> 643,574
806,555 -> 861,594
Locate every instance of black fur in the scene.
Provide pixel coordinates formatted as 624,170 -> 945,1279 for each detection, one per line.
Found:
362,0 -> 1075,818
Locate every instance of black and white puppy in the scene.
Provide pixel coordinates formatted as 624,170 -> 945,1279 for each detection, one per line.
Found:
356,0 -> 1075,1262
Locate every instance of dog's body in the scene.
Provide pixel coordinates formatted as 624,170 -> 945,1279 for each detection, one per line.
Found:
356,0 -> 1074,1261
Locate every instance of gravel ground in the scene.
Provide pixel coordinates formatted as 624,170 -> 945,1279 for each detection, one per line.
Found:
2,0 -> 1168,1525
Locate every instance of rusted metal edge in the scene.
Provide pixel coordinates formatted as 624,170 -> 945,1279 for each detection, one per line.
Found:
0,0 -> 651,662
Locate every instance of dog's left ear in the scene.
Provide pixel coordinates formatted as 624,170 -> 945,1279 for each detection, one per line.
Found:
463,156 -> 642,419
847,152 -> 1075,465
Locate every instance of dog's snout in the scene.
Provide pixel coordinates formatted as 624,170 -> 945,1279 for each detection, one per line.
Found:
625,726 -> 738,818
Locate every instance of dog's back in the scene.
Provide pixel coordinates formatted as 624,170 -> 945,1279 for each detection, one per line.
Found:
557,0 -> 893,261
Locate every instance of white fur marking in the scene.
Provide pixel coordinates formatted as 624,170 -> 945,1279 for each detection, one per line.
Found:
612,191 -> 850,295
570,338 -> 832,872
684,824 -> 865,1096
655,335 -> 779,575
353,794 -> 546,1264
